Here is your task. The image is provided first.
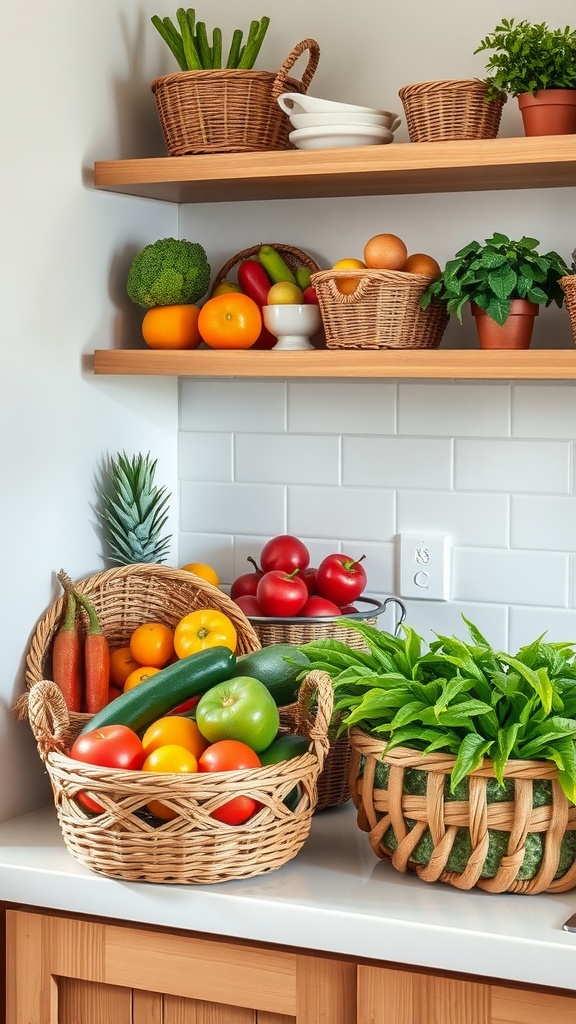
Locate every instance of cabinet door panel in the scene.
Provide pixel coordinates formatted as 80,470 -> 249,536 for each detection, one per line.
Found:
258,1015 -> 295,1024
295,955 -> 356,1024
133,988 -> 163,1024
357,965 -> 491,1024
58,978 -> 132,1024
164,996 -> 255,1023
491,985 -> 576,1024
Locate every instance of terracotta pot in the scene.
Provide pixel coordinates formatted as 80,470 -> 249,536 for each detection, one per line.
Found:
517,90 -> 576,136
471,300 -> 539,350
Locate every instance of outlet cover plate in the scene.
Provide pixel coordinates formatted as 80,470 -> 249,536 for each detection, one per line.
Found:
398,533 -> 450,601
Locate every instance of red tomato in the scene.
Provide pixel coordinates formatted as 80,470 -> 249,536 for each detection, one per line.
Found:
300,596 -> 342,617
260,534 -> 310,574
315,553 -> 367,605
198,739 -> 261,825
234,594 -> 263,616
256,570 -> 308,617
69,725 -> 145,813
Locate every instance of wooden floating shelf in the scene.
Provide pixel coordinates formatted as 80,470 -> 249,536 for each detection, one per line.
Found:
92,348 -> 576,380
93,136 -> 576,204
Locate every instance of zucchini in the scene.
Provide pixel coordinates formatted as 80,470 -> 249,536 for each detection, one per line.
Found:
80,646 -> 236,736
230,644 -> 310,706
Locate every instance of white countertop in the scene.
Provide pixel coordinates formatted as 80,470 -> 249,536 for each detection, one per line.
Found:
1,800 -> 576,991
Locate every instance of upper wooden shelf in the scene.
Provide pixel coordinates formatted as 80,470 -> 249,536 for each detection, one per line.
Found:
92,348 -> 576,380
93,135 -> 576,204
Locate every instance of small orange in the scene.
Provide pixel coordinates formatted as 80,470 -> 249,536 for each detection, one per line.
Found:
141,304 -> 202,350
109,646 -> 140,688
363,233 -> 408,270
180,562 -> 220,587
332,258 -> 367,294
198,293 -> 262,349
123,666 -> 161,691
129,622 -> 175,668
142,716 -> 209,759
402,253 -> 442,280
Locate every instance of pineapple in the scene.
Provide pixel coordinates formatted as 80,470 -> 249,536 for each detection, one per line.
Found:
101,451 -> 172,565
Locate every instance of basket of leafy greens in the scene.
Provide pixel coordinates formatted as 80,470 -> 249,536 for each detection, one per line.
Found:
299,616 -> 576,894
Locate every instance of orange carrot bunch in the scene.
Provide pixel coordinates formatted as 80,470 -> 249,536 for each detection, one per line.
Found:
53,571 -> 110,714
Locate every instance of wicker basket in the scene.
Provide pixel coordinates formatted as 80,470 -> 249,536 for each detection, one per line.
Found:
253,597 -> 406,812
26,670 -> 332,884
560,275 -> 576,344
311,269 -> 449,350
348,728 -> 576,895
212,243 -> 321,291
151,38 -> 320,155
25,563 -> 261,732
398,79 -> 506,143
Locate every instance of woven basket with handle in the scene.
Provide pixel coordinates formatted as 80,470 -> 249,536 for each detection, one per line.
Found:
348,729 -> 576,894
151,38 -> 320,155
311,269 -> 449,350
398,79 -> 506,143
212,243 -> 321,292
26,670 -> 332,884
560,275 -> 576,344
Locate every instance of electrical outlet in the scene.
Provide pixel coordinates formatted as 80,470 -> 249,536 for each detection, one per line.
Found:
398,533 -> 450,601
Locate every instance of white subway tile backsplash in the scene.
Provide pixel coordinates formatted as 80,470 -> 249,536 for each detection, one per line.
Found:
235,433 -> 340,484
455,439 -> 571,494
509,606 -> 576,649
400,600 -> 508,651
178,533 -> 234,582
452,548 -> 569,607
343,436 -> 451,488
398,383 -> 510,436
397,491 -> 509,546
179,380 -> 286,432
180,482 -> 285,536
341,540 -> 395,596
511,496 -> 576,550
288,381 -> 396,434
179,432 -> 233,482
512,383 -> 576,437
288,486 -> 395,542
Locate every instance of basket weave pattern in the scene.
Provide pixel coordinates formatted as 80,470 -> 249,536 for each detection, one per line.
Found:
27,670 -> 332,884
311,269 -> 449,350
348,728 -> 576,895
151,38 -> 320,155
560,275 -> 576,344
398,79 -> 505,143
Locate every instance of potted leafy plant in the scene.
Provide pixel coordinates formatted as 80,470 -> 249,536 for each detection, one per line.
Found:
421,232 -> 568,349
475,19 -> 576,136
298,616 -> 576,894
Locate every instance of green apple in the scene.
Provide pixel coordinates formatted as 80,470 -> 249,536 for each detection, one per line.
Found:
195,676 -> 280,753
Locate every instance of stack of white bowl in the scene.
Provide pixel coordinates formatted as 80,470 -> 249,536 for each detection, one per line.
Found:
278,92 -> 401,150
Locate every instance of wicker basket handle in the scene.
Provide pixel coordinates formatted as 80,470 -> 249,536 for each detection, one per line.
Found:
272,38 -> 320,101
296,669 -> 333,771
311,270 -> 376,304
212,243 -> 321,290
27,680 -> 72,761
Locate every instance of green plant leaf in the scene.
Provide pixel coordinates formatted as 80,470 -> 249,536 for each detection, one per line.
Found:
450,734 -> 494,792
489,266 -> 517,299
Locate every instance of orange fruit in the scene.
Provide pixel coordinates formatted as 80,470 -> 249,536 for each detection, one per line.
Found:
198,293 -> 262,349
123,666 -> 161,691
129,622 -> 175,668
363,233 -> 408,270
141,716 -> 209,760
332,258 -> 367,294
109,646 -> 140,688
180,562 -> 220,587
402,253 -> 442,280
141,304 -> 201,350
142,744 -> 199,820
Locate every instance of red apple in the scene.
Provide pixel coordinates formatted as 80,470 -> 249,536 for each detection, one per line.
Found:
234,594 -> 263,616
230,557 -> 263,599
340,604 -> 359,615
256,570 -> 308,617
298,567 -> 318,595
300,596 -> 342,617
316,554 -> 367,605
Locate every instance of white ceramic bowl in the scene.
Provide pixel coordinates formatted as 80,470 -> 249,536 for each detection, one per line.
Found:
278,91 -> 393,118
289,111 -> 400,130
262,304 -> 322,351
289,124 -> 395,151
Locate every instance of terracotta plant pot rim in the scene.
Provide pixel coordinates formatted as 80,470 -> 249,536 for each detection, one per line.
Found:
471,300 -> 539,318
518,89 -> 576,108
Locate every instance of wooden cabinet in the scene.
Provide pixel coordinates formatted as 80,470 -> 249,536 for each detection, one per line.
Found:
92,137 -> 576,382
7,906 -> 576,1024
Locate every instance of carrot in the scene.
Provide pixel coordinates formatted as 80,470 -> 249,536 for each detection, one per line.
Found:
74,590 -> 110,714
51,590 -> 82,712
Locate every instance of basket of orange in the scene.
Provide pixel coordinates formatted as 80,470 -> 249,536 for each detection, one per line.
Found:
312,234 -> 449,350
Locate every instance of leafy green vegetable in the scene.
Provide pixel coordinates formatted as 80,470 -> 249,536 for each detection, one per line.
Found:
474,19 -> 576,101
300,614 -> 576,801
151,9 -> 270,71
126,237 -> 211,309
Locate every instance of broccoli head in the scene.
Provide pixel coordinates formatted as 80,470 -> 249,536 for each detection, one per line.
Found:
127,237 -> 211,308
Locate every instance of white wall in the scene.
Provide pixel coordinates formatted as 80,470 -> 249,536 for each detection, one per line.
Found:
177,0 -> 576,654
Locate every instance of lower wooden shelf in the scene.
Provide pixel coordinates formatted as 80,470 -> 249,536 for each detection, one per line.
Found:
92,347 -> 576,380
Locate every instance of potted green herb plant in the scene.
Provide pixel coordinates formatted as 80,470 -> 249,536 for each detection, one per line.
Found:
298,617 -> 576,894
475,19 -> 576,136
421,233 -> 568,349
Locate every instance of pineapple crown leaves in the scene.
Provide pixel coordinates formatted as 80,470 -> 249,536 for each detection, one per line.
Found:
100,451 -> 172,565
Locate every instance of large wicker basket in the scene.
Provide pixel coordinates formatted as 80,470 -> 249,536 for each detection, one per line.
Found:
311,269 -> 449,350
26,671 -> 332,884
560,275 -> 576,344
348,728 -> 576,895
398,79 -> 506,143
151,38 -> 320,155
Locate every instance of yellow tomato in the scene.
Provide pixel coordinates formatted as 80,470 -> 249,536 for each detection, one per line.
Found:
123,666 -> 161,691
180,562 -> 220,587
142,744 -> 199,820
174,608 -> 237,658
141,716 -> 209,760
